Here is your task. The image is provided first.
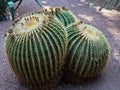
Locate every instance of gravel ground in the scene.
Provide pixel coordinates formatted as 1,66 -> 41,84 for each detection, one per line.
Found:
0,0 -> 120,90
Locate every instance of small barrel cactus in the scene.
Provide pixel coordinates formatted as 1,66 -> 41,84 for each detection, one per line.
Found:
5,12 -> 67,88
37,6 -> 77,26
66,22 -> 110,78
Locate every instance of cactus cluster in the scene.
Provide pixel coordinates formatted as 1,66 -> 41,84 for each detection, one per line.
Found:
5,6 -> 110,89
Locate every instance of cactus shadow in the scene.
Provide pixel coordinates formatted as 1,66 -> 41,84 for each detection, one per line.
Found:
60,72 -> 102,85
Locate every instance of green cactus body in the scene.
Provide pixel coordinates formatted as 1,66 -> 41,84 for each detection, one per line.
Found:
66,23 -> 110,78
5,13 -> 67,85
37,6 -> 77,26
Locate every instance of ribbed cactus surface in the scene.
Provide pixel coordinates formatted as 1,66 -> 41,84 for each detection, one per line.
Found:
66,23 -> 110,77
37,6 -> 77,26
5,13 -> 67,84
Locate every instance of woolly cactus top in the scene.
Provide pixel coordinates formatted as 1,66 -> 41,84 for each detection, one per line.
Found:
78,24 -> 102,41
36,6 -> 77,26
37,6 -> 70,15
10,13 -> 53,35
67,23 -> 106,42
13,14 -> 40,34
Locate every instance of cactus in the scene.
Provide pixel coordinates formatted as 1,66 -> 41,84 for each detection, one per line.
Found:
37,6 -> 77,26
5,12 -> 67,88
98,0 -> 120,11
66,22 -> 110,78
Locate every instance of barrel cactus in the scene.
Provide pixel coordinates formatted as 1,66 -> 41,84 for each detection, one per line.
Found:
5,12 -> 67,88
37,6 -> 77,26
66,22 -> 110,78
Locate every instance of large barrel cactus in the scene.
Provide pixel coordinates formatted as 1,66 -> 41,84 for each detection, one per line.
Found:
5,12 -> 67,88
37,6 -> 77,26
66,22 -> 110,78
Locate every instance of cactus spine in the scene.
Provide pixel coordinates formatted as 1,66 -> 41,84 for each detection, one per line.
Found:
66,23 -> 110,78
5,12 -> 67,86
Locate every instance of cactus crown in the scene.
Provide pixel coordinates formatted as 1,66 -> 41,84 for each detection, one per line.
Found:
10,13 -> 54,35
37,6 -> 68,14
36,6 -> 77,26
67,23 -> 104,42
78,24 -> 102,41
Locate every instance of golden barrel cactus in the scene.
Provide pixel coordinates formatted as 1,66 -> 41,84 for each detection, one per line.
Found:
5,12 -> 68,88
66,22 -> 110,78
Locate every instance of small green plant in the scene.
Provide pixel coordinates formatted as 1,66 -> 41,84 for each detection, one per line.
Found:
0,0 -> 22,21
0,0 -> 42,21
0,0 -> 8,20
